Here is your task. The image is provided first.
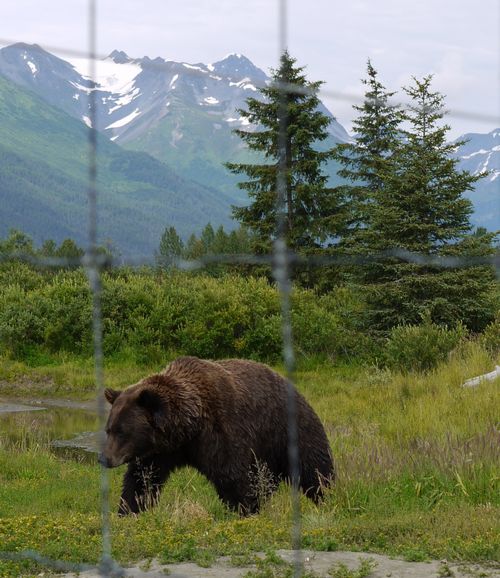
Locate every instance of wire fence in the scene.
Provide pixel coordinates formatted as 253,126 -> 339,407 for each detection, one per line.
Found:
0,0 -> 499,576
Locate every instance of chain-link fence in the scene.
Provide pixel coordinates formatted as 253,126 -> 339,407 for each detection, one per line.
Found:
0,0 -> 499,576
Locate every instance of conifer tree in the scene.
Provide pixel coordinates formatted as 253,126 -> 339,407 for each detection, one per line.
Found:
200,223 -> 216,253
227,51 -> 338,254
332,61 -> 402,250
157,226 -> 184,268
363,76 -> 496,331
184,233 -> 205,260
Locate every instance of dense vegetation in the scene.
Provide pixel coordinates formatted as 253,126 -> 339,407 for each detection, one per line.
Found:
0,251 -> 498,374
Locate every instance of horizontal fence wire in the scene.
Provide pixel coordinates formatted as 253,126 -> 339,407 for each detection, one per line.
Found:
0,0 -> 499,575
1,250 -> 499,271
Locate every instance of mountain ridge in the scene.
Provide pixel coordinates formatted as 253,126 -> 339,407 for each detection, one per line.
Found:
0,42 -> 498,248
0,73 -> 236,257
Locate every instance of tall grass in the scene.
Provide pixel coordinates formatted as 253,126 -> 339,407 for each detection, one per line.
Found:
0,345 -> 498,576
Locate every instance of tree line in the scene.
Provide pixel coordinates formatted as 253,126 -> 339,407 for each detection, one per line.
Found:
2,52 -> 497,337
158,52 -> 498,334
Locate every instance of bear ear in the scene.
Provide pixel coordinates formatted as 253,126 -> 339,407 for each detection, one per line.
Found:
137,389 -> 168,432
104,388 -> 121,405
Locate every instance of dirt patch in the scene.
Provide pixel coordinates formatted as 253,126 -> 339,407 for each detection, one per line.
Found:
59,550 -> 500,577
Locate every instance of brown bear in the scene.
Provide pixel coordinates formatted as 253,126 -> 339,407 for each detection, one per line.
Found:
100,356 -> 334,515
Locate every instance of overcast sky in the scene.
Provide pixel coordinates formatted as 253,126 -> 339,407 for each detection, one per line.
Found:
1,0 -> 499,137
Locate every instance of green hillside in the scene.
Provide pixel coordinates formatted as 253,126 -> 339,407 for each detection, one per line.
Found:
124,96 -> 344,197
124,96 -> 251,199
0,76 -> 236,258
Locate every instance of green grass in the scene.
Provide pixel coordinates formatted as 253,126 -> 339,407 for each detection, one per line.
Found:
0,347 -> 499,577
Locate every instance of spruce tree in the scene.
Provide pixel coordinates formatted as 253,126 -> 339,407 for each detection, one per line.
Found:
226,51 -> 338,254
157,226 -> 184,268
364,76 -> 496,331
332,61 -> 402,250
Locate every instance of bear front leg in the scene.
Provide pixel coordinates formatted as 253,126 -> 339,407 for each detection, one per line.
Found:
118,455 -> 176,516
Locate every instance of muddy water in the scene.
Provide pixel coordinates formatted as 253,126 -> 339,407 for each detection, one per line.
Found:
0,398 -> 101,462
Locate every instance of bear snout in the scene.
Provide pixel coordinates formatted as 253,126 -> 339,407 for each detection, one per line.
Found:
98,453 -> 112,468
98,451 -> 126,468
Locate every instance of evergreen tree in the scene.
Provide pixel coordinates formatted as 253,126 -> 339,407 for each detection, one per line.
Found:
362,75 -> 496,331
0,229 -> 35,255
226,51 -> 338,254
200,223 -> 216,253
56,239 -> 85,259
212,225 -> 229,254
332,61 -> 402,250
184,233 -> 205,260
157,226 -> 184,268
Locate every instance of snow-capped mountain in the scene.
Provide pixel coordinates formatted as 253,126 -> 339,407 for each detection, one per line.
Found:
0,43 -> 350,144
0,42 -> 497,232
454,130 -> 500,231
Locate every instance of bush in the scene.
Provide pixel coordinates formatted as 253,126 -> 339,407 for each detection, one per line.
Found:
385,316 -> 467,372
0,265 -> 373,363
479,316 -> 500,356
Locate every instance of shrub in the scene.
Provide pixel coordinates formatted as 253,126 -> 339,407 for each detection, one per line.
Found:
0,265 -> 372,363
479,316 -> 500,356
385,315 -> 467,372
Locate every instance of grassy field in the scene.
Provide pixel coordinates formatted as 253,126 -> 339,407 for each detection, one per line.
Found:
0,344 -> 499,577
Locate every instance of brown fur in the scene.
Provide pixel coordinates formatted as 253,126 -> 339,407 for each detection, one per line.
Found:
100,356 -> 334,515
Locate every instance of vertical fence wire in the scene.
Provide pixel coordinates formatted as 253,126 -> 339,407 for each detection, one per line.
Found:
85,1 -> 122,575
273,0 -> 303,576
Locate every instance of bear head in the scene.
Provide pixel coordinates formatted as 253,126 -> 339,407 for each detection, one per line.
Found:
99,373 -> 202,468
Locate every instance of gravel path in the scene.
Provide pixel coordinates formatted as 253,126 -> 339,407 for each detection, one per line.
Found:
60,549 -> 499,577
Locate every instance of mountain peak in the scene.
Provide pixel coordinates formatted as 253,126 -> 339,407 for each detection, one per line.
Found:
209,53 -> 267,83
2,42 -> 47,57
107,49 -> 131,64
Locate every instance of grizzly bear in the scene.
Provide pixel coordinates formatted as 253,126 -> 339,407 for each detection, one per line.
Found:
100,356 -> 334,515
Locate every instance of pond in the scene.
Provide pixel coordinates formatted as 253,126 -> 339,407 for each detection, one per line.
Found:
0,397 -> 102,463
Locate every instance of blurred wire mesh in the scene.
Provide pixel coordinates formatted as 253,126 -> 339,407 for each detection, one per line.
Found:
0,0 -> 498,576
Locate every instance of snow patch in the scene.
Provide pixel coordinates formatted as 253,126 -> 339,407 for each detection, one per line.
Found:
82,116 -> 92,128
73,94 -> 80,101
182,63 -> 206,73
461,148 -> 488,160
105,108 -> 141,129
169,74 -> 178,88
230,78 -> 257,91
107,86 -> 141,114
27,61 -> 37,75
67,57 -> 141,94
203,97 -> 219,105
70,81 -> 92,95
